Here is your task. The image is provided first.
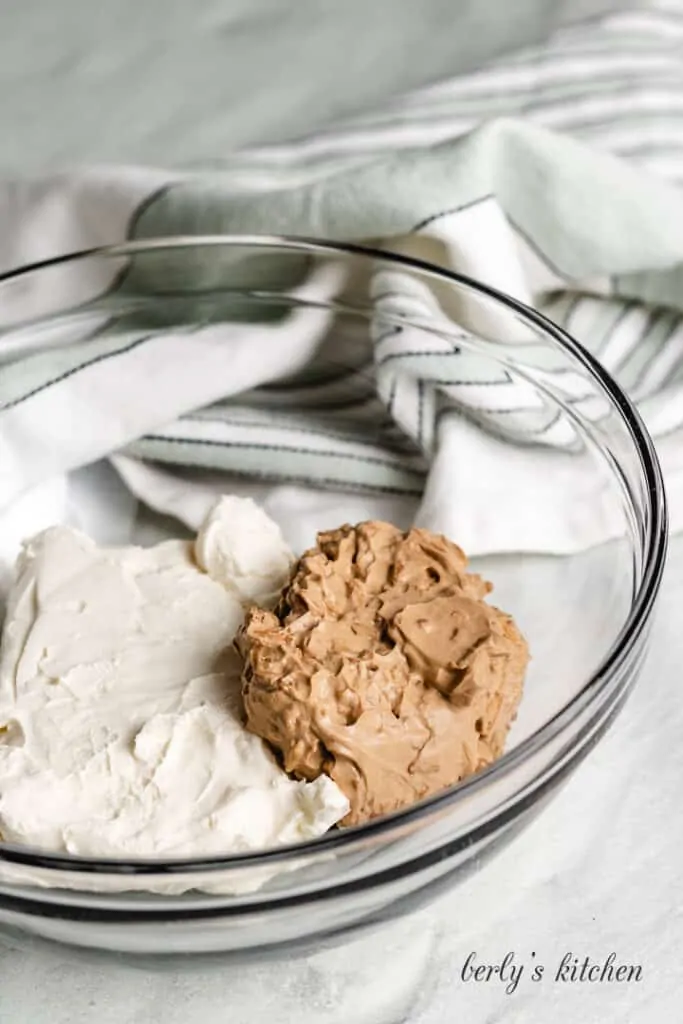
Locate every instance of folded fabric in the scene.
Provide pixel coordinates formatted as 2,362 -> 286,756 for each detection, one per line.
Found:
0,2 -> 682,559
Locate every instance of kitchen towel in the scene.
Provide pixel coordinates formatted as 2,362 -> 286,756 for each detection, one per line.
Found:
0,0 -> 682,558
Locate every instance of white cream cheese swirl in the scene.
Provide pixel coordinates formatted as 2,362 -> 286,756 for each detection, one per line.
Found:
0,499 -> 348,889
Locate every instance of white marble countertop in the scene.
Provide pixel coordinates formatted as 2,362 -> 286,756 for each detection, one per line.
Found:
0,535 -> 680,1024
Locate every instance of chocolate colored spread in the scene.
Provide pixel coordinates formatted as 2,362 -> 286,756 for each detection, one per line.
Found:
237,522 -> 528,825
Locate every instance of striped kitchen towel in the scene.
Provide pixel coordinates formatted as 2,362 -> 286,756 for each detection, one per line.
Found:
0,0 -> 682,555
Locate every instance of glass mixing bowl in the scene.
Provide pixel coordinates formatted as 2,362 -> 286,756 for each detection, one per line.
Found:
0,239 -> 666,990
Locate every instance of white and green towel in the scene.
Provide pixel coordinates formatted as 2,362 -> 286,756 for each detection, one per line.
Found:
0,0 -> 682,561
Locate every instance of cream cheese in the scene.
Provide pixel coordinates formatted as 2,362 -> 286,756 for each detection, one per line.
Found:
0,500 -> 348,880
195,494 -> 295,605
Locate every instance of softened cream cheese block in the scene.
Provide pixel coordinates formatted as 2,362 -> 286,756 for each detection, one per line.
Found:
0,498 -> 349,885
195,495 -> 295,605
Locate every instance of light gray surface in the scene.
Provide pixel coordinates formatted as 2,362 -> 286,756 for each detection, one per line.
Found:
0,535 -> 679,1024
0,0 -> 631,173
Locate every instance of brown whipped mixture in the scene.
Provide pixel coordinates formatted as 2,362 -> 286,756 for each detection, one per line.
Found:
236,522 -> 529,826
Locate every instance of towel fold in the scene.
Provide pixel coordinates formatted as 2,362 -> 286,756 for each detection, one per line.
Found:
0,2 -> 681,560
